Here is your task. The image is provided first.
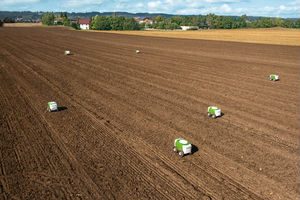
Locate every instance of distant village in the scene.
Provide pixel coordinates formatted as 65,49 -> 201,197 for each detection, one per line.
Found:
76,17 -> 197,30
11,16 -> 199,31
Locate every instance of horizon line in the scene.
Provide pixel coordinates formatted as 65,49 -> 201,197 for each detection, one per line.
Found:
0,10 -> 299,19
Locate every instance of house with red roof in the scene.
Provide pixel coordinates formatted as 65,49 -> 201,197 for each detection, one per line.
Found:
78,18 -> 91,30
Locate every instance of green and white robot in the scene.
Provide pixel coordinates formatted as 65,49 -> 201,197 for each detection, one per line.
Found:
207,106 -> 221,119
173,138 -> 192,157
269,74 -> 279,81
47,101 -> 58,112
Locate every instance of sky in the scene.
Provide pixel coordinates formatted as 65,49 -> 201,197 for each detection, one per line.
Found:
1,0 -> 300,18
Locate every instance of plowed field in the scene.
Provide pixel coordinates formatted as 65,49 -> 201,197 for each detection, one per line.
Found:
0,27 -> 299,200
95,28 -> 300,46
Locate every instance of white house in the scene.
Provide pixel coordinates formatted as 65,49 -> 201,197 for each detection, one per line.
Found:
140,17 -> 154,25
134,17 -> 154,25
180,26 -> 199,31
78,18 -> 91,30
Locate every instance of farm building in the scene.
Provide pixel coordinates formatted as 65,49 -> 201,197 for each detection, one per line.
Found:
78,18 -> 91,30
140,17 -> 154,25
134,17 -> 154,25
180,26 -> 199,30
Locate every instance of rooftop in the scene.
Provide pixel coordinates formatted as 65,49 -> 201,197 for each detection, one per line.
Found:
78,18 -> 90,25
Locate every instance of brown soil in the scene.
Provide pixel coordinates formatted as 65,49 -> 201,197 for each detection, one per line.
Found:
94,28 -> 300,46
0,27 -> 299,200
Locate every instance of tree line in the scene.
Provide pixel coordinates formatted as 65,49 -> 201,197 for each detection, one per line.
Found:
41,12 -> 300,30
91,15 -> 140,30
149,14 -> 300,29
41,13 -> 140,30
41,12 -> 79,29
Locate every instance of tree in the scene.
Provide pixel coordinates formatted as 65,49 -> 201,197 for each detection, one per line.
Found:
60,12 -> 67,18
91,15 -> 111,30
282,19 -> 294,28
3,17 -> 15,23
206,13 -> 218,29
273,17 -> 284,27
110,16 -> 125,30
294,19 -> 300,28
223,16 -> 233,29
63,17 -> 70,26
167,22 -> 180,30
60,12 -> 70,26
91,16 -> 140,30
71,22 -> 80,30
123,18 -> 140,30
41,12 -> 55,25
239,15 -> 247,28
154,16 -> 165,23
154,21 -> 167,29
196,16 -> 208,29
171,16 -> 183,26
252,17 -> 274,28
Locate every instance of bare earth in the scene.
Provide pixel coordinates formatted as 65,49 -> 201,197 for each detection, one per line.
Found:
0,27 -> 299,200
95,28 -> 300,46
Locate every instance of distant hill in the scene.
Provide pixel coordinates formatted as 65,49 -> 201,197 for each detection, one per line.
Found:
0,11 -> 298,21
0,11 -> 174,21
0,11 -> 42,21
68,12 -> 175,18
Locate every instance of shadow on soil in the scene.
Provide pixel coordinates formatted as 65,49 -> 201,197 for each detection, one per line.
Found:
206,113 -> 225,119
191,144 -> 199,154
58,106 -> 68,111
